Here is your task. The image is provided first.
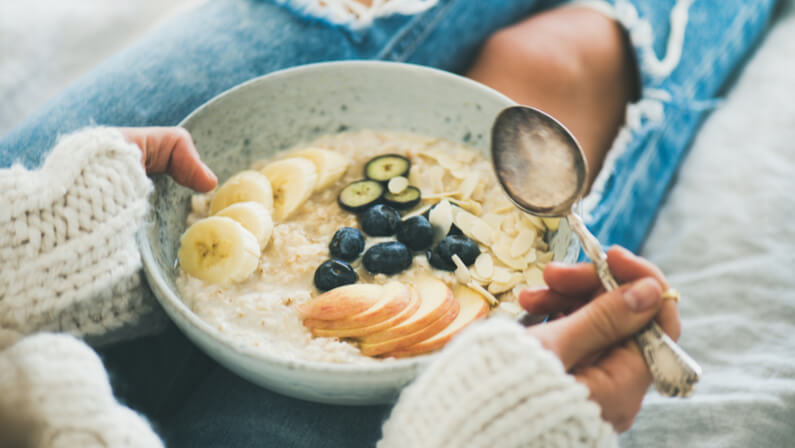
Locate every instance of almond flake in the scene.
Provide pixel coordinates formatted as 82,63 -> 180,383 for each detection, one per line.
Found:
492,236 -> 528,271
524,248 -> 537,264
448,198 -> 482,216
474,253 -> 494,279
454,210 -> 494,246
521,214 -> 546,232
488,272 -> 523,294
402,203 -> 434,220
524,266 -> 545,287
509,228 -> 536,258
428,199 -> 454,246
457,173 -> 480,200
387,176 -> 409,194
467,281 -> 499,306
408,165 -> 422,186
481,213 -> 504,230
451,254 -> 471,284
536,251 -> 554,265
427,166 -> 445,194
491,267 -> 513,284
422,191 -> 458,201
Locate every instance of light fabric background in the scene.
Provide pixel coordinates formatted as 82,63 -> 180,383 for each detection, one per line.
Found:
1,0 -> 793,446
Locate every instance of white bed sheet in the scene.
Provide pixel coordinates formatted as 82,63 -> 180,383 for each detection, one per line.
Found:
1,1 -> 793,446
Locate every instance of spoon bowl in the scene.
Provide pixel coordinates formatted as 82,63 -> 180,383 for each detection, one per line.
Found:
492,106 -> 587,217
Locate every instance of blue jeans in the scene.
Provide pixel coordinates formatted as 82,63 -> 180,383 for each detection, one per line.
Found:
0,0 -> 776,446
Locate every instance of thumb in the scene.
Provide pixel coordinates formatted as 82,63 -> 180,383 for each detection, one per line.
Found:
532,277 -> 663,370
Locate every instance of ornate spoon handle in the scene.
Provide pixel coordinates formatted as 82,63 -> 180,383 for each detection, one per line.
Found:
566,212 -> 702,397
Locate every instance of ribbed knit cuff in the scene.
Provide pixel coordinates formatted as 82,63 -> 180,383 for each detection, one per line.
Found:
0,127 -> 167,345
379,319 -> 617,448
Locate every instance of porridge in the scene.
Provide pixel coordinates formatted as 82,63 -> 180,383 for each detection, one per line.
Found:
176,130 -> 558,363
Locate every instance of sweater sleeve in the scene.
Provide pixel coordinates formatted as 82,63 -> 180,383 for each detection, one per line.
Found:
378,318 -> 617,448
0,333 -> 163,447
0,128 -> 168,345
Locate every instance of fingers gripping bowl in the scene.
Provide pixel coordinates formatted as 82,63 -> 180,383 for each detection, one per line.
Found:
138,61 -> 580,405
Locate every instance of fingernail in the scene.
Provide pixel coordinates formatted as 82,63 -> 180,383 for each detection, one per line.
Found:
623,278 -> 661,312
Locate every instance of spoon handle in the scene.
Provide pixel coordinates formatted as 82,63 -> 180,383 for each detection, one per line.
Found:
565,212 -> 702,397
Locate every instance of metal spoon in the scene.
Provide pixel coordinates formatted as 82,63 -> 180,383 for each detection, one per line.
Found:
491,105 -> 701,397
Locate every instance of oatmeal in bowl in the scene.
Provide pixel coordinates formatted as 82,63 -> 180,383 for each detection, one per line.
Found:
177,130 -> 561,364
138,61 -> 579,404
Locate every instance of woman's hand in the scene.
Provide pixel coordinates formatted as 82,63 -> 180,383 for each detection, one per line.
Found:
118,127 -> 217,192
520,246 -> 681,432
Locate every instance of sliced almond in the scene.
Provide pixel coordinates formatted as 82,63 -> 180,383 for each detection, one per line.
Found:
533,239 -> 549,251
493,195 -> 516,213
510,227 -> 536,258
428,199 -> 454,246
524,265 -> 545,287
500,213 -> 520,237
491,266 -> 513,284
523,248 -> 537,264
402,203 -> 434,221
467,281 -> 499,306
492,236 -> 528,271
448,198 -> 482,216
454,210 -> 495,246
536,251 -> 554,265
408,165 -> 422,186
474,253 -> 494,280
387,176 -> 409,194
457,173 -> 480,200
451,254 -> 471,284
481,212 -> 504,230
521,214 -> 546,232
488,272 -> 523,294
422,191 -> 458,201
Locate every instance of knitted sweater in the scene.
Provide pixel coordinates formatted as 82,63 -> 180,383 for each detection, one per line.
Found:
0,129 -> 616,447
0,128 -> 168,345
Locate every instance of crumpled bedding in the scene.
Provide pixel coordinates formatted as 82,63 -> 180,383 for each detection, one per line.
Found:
625,2 -> 795,445
1,1 -> 793,446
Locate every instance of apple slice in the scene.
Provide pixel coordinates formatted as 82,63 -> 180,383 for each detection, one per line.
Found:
388,284 -> 489,358
359,299 -> 460,357
304,282 -> 411,331
311,286 -> 421,338
359,275 -> 454,344
296,283 -> 384,320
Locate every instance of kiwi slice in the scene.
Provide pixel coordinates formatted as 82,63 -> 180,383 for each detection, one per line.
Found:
338,180 -> 384,212
383,186 -> 421,210
364,154 -> 410,182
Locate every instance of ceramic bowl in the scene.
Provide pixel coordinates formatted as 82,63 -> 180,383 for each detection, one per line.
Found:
138,61 -> 580,405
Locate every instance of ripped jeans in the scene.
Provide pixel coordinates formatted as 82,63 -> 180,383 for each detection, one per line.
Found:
0,0 -> 777,446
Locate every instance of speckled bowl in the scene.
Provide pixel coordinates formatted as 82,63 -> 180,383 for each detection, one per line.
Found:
138,61 -> 579,405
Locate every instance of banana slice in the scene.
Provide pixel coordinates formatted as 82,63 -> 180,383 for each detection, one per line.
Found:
178,216 -> 260,284
261,158 -> 318,221
215,202 -> 274,250
209,171 -> 273,215
291,148 -> 349,191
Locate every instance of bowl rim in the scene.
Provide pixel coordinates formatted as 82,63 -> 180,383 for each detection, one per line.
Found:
139,60 -> 523,375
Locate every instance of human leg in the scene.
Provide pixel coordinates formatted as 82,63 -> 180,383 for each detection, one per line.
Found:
464,0 -> 777,252
0,0 -> 548,169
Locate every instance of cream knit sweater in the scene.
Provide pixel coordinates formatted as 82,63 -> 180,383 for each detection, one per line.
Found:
0,129 -> 616,447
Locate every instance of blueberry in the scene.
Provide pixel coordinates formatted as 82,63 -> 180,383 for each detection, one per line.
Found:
362,242 -> 412,275
314,259 -> 358,291
427,246 -> 455,271
427,235 -> 480,271
396,215 -> 434,251
359,204 -> 401,237
329,227 -> 365,261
